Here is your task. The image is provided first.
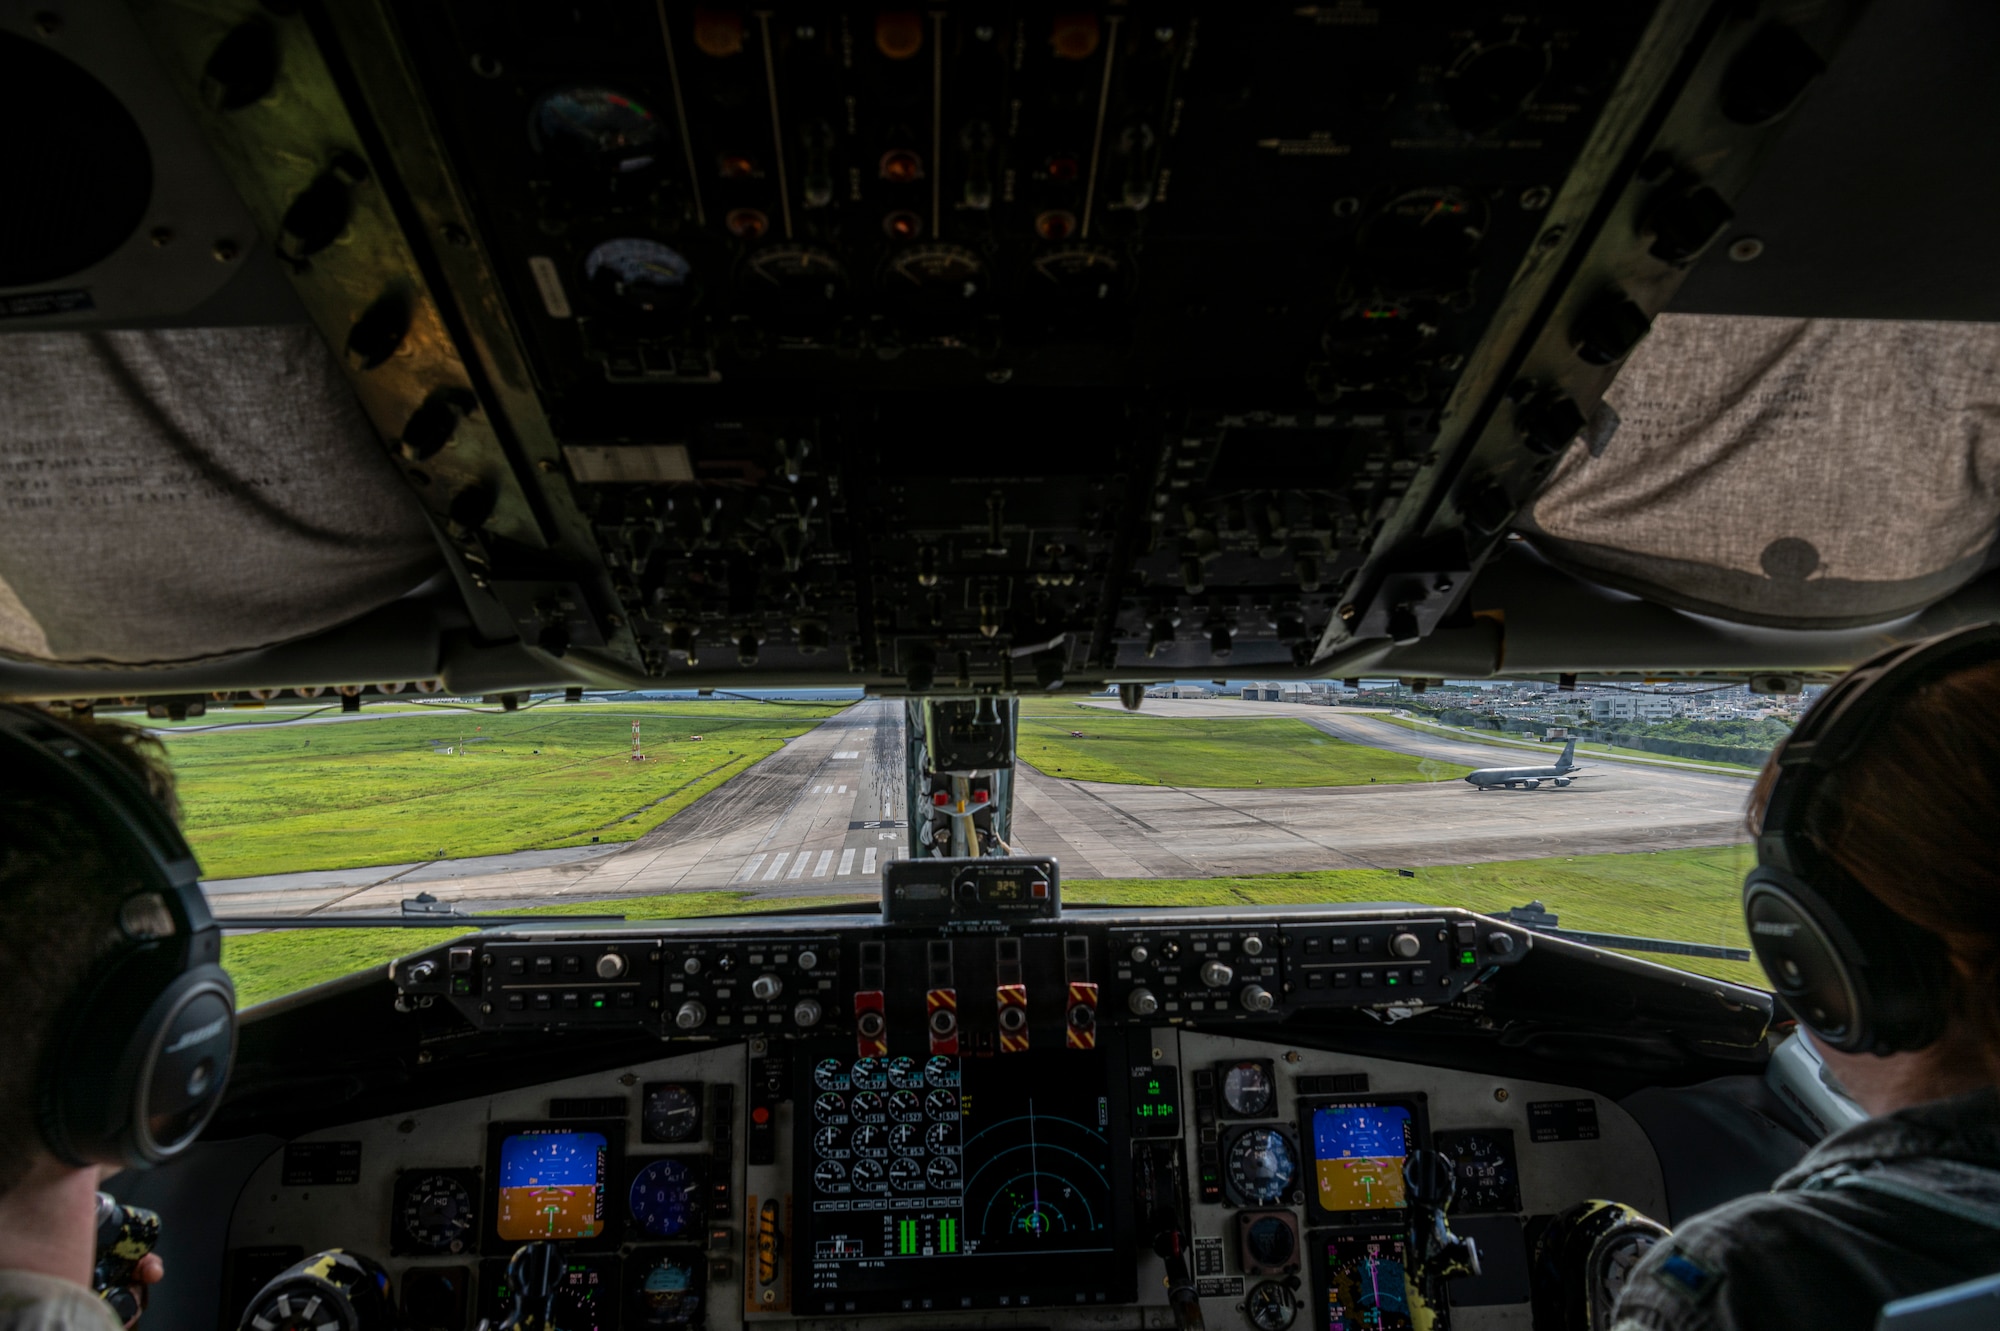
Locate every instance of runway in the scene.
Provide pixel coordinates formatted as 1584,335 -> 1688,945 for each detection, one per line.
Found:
208,698 -> 1754,918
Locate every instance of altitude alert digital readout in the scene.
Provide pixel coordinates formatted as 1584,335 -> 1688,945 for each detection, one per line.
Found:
801,1047 -> 1130,1312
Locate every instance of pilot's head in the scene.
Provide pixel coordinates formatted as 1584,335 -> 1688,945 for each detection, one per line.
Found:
0,704 -> 183,1194
1748,649 -> 2000,1109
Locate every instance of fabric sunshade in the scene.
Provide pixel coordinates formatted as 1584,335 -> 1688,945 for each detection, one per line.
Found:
0,326 -> 440,667
1522,312 -> 2000,629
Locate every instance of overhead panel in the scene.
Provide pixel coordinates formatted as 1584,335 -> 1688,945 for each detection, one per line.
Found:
104,1 -> 1869,694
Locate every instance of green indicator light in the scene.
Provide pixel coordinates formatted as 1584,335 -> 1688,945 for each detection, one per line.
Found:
1387,975 -> 1399,986
1460,949 -> 1477,966
593,999 -> 604,1008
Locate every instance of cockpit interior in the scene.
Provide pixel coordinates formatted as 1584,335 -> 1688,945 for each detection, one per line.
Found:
5,2 -> 1999,1331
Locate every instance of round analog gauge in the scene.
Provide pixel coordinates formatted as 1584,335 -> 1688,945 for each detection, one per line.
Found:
813,1126 -> 845,1156
1437,1131 -> 1520,1214
1227,1129 -> 1298,1206
814,1159 -> 847,1189
925,1122 -> 958,1153
925,1155 -> 960,1187
888,1123 -> 923,1154
851,1125 -> 887,1156
886,1055 -> 924,1089
530,86 -> 661,174
813,1092 -> 848,1123
642,1083 -> 701,1143
884,244 -> 986,323
925,1055 -> 959,1085
813,1058 -> 848,1090
925,1088 -> 959,1120
1220,1061 -> 1275,1117
582,238 -> 691,315
1247,1282 -> 1298,1331
851,1158 -> 888,1191
850,1091 -> 886,1122
1244,1213 -> 1298,1271
396,1173 -> 474,1254
739,245 -> 849,327
1029,246 -> 1123,304
627,1158 -> 698,1239
888,1090 -> 924,1121
850,1057 -> 886,1089
1356,187 -> 1489,293
636,1255 -> 700,1326
888,1157 -> 923,1188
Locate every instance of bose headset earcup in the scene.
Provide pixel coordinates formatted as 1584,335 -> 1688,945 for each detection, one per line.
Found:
45,957 -> 238,1168
1744,624 -> 2000,1056
1743,864 -> 1947,1055
1,705 -> 237,1169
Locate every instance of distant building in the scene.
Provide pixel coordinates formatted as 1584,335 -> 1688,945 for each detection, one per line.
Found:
1590,695 -> 1685,722
1147,684 -> 1213,699
1242,682 -> 1285,701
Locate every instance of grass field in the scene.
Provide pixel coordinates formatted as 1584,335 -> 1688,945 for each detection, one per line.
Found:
1016,711 -> 1472,787
223,844 -> 1762,1004
164,701 -> 844,881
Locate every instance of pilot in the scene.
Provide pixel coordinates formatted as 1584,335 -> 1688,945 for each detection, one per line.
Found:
0,705 -> 172,1331
1610,632 -> 2000,1331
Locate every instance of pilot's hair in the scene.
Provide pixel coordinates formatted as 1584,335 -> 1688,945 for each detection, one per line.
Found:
0,703 -> 182,1193
1750,659 -> 2000,1077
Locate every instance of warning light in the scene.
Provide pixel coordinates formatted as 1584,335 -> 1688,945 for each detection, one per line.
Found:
1031,880 -> 1049,898
751,1105 -> 771,1125
932,791 -> 950,806
882,210 -> 923,240
973,789 -> 989,804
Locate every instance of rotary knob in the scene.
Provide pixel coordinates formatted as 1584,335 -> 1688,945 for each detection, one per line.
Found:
1487,932 -> 1517,956
1129,944 -> 1149,964
596,953 -> 627,979
682,956 -> 702,975
1389,932 -> 1422,960
793,998 -> 823,1027
1241,936 -> 1264,956
675,1000 -> 707,1030
1200,960 -> 1234,988
1240,985 -> 1275,1012
797,950 -> 819,970
1128,988 -> 1159,1016
751,973 -> 783,1001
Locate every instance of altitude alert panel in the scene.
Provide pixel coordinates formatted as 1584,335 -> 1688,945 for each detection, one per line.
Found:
797,1040 -> 1136,1314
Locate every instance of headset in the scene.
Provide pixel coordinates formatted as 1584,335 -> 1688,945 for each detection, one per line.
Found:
0,705 -> 236,1169
1744,623 -> 2000,1056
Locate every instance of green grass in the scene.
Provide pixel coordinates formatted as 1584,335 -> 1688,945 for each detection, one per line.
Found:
222,891 -> 865,1007
1063,845 -> 1763,987
164,703 -> 844,880
1017,712 -> 1471,787
1373,713 -> 1762,774
223,845 -> 1764,1005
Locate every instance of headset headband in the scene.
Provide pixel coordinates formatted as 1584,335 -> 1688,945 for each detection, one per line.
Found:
0,707 -> 211,938
1759,624 -> 2000,878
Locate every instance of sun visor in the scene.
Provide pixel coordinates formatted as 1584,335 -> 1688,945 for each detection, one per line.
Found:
1520,312 -> 2000,630
0,326 -> 442,667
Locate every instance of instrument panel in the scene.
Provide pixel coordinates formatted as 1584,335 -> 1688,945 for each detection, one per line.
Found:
220,1025 -> 1666,1331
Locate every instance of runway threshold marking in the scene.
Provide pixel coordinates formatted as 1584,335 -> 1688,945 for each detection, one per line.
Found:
862,848 -> 878,874
838,848 -> 855,875
738,854 -> 767,883
814,850 -> 834,876
763,853 -> 789,881
789,853 -> 809,879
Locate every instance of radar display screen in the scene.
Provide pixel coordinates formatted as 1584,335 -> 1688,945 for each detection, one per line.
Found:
493,1128 -> 610,1241
1314,1231 -> 1414,1331
1304,1096 -> 1425,1221
799,1042 -> 1134,1313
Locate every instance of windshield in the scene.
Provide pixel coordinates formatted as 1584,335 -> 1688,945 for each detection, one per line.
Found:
165,684 -> 1783,1005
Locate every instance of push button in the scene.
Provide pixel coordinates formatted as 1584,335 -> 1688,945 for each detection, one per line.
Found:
533,956 -> 554,976
533,993 -> 553,1010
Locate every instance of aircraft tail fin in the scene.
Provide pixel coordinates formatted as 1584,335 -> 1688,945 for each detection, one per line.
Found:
1558,737 -> 1577,769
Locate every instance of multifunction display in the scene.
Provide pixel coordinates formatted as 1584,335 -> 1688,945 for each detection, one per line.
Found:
799,1045 -> 1133,1313
493,1128 -> 610,1241
1316,1231 -> 1414,1331
1303,1095 -> 1427,1224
